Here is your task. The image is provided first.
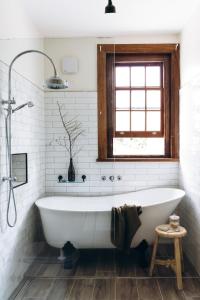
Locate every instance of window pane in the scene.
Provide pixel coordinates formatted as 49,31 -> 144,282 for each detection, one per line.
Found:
131,66 -> 145,87
146,66 -> 160,87
131,90 -> 145,109
147,111 -> 160,131
113,138 -> 165,155
116,91 -> 130,110
147,90 -> 161,110
116,67 -> 130,87
131,111 -> 145,131
116,111 -> 130,131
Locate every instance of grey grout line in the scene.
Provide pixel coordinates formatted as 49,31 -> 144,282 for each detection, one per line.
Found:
156,279 -> 164,300
9,279 -> 34,300
182,290 -> 188,300
114,278 -> 117,300
136,279 -> 140,300
66,279 -> 76,300
90,278 -> 96,300
24,274 -> 200,279
44,278 -> 56,300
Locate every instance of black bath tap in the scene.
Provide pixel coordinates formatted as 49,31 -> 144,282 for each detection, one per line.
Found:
82,175 -> 86,182
58,175 -> 63,182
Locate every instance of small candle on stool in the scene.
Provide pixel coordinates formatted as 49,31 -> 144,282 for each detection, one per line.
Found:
169,214 -> 180,229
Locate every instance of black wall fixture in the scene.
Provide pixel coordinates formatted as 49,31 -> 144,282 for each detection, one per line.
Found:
105,0 -> 116,13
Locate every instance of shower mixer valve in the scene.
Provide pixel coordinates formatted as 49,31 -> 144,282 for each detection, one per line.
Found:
2,176 -> 17,182
1,98 -> 16,106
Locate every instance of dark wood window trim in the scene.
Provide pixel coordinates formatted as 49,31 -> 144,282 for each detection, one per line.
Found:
97,44 -> 180,162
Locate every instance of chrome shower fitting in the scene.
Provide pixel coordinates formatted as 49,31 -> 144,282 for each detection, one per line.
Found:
1,49 -> 68,228
2,176 -> 17,182
109,176 -> 115,182
12,101 -> 34,113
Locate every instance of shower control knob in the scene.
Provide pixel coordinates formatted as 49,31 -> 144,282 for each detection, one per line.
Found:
109,176 -> 115,182
117,175 -> 122,181
101,176 -> 106,181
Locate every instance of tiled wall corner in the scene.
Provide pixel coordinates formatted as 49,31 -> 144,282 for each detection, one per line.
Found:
0,61 -> 45,300
179,84 -> 200,274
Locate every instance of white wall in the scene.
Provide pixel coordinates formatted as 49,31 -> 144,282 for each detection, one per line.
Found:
179,4 -> 200,274
0,38 -> 44,89
44,34 -> 179,91
0,0 -> 40,39
0,3 -> 47,298
44,35 -> 180,196
45,91 -> 179,195
0,59 -> 45,300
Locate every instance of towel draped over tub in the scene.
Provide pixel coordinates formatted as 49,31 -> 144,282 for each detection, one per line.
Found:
111,205 -> 142,252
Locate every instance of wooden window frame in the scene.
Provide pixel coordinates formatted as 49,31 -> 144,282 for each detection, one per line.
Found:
97,44 -> 180,162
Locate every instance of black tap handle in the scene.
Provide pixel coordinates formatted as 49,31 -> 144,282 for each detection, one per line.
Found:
82,175 -> 86,182
58,175 -> 63,182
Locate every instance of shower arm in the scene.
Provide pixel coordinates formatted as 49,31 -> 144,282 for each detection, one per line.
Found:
7,49 -> 57,103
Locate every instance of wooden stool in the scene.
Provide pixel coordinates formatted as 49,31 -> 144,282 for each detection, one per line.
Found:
149,225 -> 187,290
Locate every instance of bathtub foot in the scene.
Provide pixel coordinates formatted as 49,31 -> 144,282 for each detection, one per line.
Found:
58,248 -> 66,261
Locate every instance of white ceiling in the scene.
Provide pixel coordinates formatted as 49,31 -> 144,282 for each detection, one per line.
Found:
19,0 -> 200,37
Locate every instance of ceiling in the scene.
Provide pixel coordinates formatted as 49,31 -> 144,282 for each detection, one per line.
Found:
19,0 -> 200,37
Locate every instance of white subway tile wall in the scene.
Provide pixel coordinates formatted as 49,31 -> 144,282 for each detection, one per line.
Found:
0,81 -> 180,299
179,84 -> 200,274
45,91 -> 179,195
0,61 -> 45,300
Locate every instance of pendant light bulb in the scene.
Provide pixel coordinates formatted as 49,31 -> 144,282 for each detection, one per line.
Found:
105,0 -> 116,13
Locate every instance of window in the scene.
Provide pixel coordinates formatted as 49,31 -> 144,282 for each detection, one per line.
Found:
97,44 -> 180,161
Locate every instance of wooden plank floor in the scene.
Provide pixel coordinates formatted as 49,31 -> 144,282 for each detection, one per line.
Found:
11,246 -> 200,300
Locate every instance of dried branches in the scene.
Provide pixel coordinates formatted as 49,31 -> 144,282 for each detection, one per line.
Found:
49,102 -> 85,158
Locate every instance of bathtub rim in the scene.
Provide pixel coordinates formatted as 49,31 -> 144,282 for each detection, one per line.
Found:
35,187 -> 185,213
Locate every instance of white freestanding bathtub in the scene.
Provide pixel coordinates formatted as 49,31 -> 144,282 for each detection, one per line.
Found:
35,188 -> 185,249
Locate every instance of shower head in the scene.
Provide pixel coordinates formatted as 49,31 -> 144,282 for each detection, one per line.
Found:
45,75 -> 68,89
12,101 -> 34,113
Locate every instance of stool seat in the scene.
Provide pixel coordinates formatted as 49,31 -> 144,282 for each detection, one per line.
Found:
155,225 -> 187,239
149,224 -> 187,290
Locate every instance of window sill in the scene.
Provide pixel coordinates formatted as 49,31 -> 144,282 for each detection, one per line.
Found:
96,157 -> 179,162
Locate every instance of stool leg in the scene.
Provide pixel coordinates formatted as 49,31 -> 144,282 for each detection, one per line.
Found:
179,239 -> 184,273
149,234 -> 158,276
174,238 -> 183,290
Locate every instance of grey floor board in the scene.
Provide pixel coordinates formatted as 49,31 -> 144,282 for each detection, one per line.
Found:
11,246 -> 200,300
92,279 -> 115,300
115,252 -> 136,277
183,257 -> 199,278
25,262 -> 43,277
156,264 -> 175,277
69,279 -> 94,300
46,279 -> 74,300
116,278 -> 138,300
37,263 -> 61,277
183,278 -> 200,298
158,278 -> 186,300
10,279 -> 32,300
75,252 -> 97,277
19,278 -> 54,299
135,265 -> 149,277
96,250 -> 115,276
136,279 -> 162,300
